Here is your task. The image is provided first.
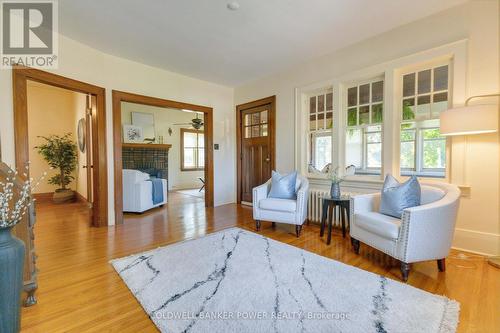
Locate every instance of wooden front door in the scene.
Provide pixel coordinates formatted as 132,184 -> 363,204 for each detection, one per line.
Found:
240,104 -> 273,203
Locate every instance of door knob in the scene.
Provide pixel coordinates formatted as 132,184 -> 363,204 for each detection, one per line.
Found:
265,157 -> 270,162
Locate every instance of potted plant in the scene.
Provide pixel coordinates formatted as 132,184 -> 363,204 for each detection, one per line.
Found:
0,164 -> 44,333
328,166 -> 344,198
35,133 -> 77,203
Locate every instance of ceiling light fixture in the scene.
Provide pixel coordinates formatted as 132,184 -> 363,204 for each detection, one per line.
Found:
227,2 -> 240,11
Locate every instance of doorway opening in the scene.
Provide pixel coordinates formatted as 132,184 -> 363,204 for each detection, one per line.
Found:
13,67 -> 108,227
236,96 -> 276,205
26,81 -> 94,210
112,90 -> 214,225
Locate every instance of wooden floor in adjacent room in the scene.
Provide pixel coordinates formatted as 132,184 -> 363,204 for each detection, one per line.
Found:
21,192 -> 499,332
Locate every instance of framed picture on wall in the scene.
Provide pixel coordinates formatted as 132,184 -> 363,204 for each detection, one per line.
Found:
131,112 -> 155,139
123,125 -> 144,143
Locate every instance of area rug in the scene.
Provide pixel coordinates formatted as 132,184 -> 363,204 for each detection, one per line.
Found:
111,228 -> 459,333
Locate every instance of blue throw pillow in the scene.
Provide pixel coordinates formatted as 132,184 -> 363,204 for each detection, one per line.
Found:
379,175 -> 421,218
268,171 -> 297,200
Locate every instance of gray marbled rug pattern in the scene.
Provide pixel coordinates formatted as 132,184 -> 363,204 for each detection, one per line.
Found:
111,228 -> 459,333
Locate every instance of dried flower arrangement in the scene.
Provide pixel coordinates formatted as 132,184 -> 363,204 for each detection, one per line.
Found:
0,164 -> 46,229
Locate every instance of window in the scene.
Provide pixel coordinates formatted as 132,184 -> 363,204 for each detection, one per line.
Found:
400,64 -> 449,177
181,129 -> 204,171
308,90 -> 333,171
243,110 -> 268,138
345,80 -> 384,174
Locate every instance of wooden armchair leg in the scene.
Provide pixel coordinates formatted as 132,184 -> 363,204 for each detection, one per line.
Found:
295,225 -> 302,237
400,262 -> 410,282
437,258 -> 446,272
255,220 -> 261,231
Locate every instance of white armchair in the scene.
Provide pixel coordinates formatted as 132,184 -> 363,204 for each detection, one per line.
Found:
350,182 -> 460,281
252,176 -> 309,237
122,169 -> 168,213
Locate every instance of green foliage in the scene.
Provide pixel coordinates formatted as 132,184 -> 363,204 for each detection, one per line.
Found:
372,104 -> 383,123
35,133 -> 77,190
347,108 -> 357,126
402,100 -> 415,120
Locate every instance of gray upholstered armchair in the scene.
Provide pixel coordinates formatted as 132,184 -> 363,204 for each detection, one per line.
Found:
350,182 -> 460,281
252,176 -> 309,237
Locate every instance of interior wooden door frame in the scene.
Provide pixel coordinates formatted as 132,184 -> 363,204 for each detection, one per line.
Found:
236,96 -> 276,204
12,66 -> 108,227
112,90 -> 214,225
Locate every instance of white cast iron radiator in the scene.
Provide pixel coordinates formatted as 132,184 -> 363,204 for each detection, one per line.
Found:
307,188 -> 342,227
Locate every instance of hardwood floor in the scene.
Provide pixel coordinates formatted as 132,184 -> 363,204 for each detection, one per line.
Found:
21,192 -> 499,332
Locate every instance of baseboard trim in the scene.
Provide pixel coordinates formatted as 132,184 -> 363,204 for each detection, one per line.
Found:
452,227 -> 499,256
33,192 -> 53,203
75,191 -> 88,203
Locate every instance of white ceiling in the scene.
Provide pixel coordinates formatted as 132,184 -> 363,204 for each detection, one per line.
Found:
59,0 -> 467,86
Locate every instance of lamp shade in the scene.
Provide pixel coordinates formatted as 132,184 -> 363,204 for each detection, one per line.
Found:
440,104 -> 498,136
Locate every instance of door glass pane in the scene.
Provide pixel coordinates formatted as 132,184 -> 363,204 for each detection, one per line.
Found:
371,81 -> 383,102
433,66 -> 448,91
403,73 -> 415,97
359,84 -> 370,104
326,92 -> 333,110
416,95 -> 431,120
310,96 -> 316,113
244,114 -> 251,126
372,104 -> 383,123
418,70 -> 431,94
359,105 -> 369,125
402,98 -> 415,120
245,126 -> 251,138
346,128 -> 362,169
318,94 -> 325,112
348,87 -> 357,107
347,108 -> 357,126
261,124 -> 268,136
260,110 -> 268,124
251,113 -> 260,125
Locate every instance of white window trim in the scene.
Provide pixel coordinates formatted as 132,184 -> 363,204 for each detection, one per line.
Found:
399,60 -> 451,178
295,82 -> 335,179
294,39 -> 468,188
343,77 -> 385,175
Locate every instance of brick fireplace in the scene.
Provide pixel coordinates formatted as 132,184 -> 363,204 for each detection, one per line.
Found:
122,143 -> 172,180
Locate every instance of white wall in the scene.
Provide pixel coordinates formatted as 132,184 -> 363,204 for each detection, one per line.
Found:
0,34 -> 236,225
234,1 -> 499,255
121,103 -> 205,190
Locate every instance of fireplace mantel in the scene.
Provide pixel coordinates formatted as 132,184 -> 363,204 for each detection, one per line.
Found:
122,143 -> 172,150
